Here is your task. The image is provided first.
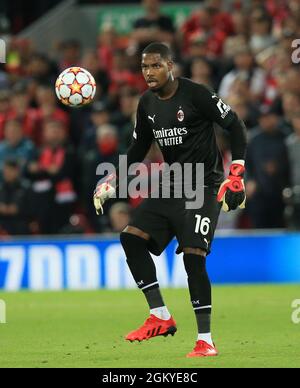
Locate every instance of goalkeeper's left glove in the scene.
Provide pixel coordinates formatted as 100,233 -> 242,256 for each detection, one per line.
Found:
217,161 -> 246,212
93,174 -> 116,215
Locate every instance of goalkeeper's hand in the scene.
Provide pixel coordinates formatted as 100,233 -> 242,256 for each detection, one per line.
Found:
93,174 -> 116,215
217,161 -> 246,212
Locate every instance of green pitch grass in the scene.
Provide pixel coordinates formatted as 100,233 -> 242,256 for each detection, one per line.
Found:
0,285 -> 300,368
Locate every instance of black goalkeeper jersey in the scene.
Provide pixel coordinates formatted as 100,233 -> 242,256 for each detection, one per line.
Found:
127,77 -> 244,188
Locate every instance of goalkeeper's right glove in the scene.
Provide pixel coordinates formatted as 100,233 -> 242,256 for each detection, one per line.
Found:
93,174 -> 116,215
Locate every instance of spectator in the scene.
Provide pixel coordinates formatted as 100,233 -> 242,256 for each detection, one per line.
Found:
97,23 -> 128,74
112,88 -> 139,126
285,112 -> 300,228
278,29 -> 297,52
81,123 -> 120,230
35,84 -> 69,143
0,89 -> 11,139
205,0 -> 235,36
231,10 -> 249,39
272,91 -> 300,135
7,82 -> 40,141
0,159 -> 33,235
273,47 -> 293,74
255,46 -> 281,109
264,0 -> 289,32
0,118 -> 36,180
282,93 -> 300,134
223,35 -> 248,62
131,0 -> 175,53
246,108 -> 290,228
276,67 -> 300,97
226,94 -> 259,130
57,39 -> 81,72
97,23 -> 117,73
25,53 -> 57,85
190,57 -> 215,88
286,112 -> 300,188
222,10 -> 249,60
80,101 -> 111,153
109,202 -> 131,233
0,66 -> 9,89
181,31 -> 222,86
81,50 -> 110,99
59,213 -> 93,235
184,33 -> 209,61
4,38 -> 34,77
108,49 -> 146,101
249,8 -> 276,54
218,46 -> 266,103
27,120 -> 76,234
181,0 -> 234,58
114,90 -> 140,152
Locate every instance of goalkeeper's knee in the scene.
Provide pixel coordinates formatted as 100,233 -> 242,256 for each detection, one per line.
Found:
120,232 -> 158,291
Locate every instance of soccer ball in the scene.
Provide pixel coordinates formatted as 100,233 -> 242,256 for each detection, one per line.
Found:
55,66 -> 96,107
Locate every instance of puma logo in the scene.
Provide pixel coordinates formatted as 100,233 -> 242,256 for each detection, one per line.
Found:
148,115 -> 155,123
211,94 -> 218,99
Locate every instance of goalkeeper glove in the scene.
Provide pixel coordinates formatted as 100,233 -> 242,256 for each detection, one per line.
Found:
217,161 -> 246,212
93,174 -> 116,215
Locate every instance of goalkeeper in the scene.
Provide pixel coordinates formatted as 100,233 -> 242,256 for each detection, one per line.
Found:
94,43 -> 247,358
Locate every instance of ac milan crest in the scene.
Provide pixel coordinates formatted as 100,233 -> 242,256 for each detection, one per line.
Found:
177,108 -> 184,122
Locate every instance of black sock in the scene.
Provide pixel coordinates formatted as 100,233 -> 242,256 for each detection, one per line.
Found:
120,232 -> 164,309
195,313 -> 211,334
144,288 -> 165,310
183,253 -> 212,334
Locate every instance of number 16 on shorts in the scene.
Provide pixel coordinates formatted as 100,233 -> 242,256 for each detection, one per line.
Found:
194,215 -> 211,235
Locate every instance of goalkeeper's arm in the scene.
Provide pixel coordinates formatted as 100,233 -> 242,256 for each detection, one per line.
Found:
93,132 -> 153,215
217,115 -> 248,212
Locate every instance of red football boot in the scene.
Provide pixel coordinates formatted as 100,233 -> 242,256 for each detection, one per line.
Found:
125,315 -> 177,342
186,340 -> 218,358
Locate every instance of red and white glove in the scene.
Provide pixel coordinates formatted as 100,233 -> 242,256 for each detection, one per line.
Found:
93,174 -> 116,215
217,161 -> 246,212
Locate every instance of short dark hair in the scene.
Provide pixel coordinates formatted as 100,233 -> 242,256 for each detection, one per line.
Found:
142,42 -> 172,60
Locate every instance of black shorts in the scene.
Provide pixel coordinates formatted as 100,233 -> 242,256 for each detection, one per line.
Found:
129,186 -> 221,256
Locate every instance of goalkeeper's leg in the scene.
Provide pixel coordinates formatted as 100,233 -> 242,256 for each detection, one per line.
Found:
120,226 -> 176,342
183,247 -> 218,357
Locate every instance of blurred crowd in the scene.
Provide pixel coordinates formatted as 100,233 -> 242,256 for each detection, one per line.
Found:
1,0 -> 300,236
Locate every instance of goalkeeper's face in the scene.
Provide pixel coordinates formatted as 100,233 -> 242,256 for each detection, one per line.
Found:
141,53 -> 173,92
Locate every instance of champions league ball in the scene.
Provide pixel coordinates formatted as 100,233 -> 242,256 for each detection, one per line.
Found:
55,66 -> 96,107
